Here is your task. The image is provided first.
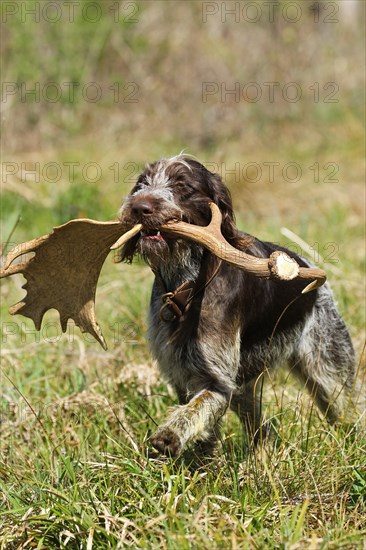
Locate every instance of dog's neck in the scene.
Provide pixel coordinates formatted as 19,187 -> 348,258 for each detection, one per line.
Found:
152,247 -> 222,327
151,246 -> 203,291
158,265 -> 199,290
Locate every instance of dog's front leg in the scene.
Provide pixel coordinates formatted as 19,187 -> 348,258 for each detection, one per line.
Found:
150,389 -> 228,456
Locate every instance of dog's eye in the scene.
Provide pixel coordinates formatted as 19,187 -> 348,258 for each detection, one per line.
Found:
174,182 -> 198,200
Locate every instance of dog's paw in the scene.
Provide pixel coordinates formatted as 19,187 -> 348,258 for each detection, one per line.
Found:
150,427 -> 183,456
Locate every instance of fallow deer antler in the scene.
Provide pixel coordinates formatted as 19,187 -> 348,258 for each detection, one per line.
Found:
159,203 -> 326,294
0,219 -> 141,350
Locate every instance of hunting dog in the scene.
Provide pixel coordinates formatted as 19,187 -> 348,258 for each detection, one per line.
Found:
119,155 -> 359,456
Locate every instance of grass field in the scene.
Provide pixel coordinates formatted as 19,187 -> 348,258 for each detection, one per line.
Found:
1,162 -> 365,548
1,1 -> 365,548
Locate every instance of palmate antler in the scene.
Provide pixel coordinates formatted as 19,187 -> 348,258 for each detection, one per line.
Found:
1,203 -> 326,348
0,219 -> 141,350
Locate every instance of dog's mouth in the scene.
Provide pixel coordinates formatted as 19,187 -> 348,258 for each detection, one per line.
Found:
138,216 -> 183,243
135,226 -> 173,262
140,229 -> 165,241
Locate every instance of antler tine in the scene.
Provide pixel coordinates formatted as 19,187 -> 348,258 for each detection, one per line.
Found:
0,261 -> 30,279
161,203 -> 327,290
3,235 -> 49,270
110,224 -> 142,250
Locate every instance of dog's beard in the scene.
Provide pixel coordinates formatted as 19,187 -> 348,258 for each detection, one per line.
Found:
134,234 -> 202,281
120,199 -> 206,279
137,232 -> 172,263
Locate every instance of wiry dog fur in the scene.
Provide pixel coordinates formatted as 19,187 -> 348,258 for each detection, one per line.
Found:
119,155 -> 363,456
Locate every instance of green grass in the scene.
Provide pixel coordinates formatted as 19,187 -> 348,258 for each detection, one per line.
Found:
1,167 -> 365,548
1,350 -> 365,549
0,357 -> 365,548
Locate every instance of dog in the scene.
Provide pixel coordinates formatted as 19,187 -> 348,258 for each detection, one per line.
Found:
119,155 -> 360,456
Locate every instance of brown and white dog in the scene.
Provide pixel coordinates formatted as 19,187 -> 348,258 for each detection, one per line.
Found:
119,155 -> 359,456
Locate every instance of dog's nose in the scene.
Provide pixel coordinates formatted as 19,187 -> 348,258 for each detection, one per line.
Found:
131,201 -> 154,218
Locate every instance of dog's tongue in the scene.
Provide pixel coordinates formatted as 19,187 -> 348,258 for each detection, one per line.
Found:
141,229 -> 164,240
147,234 -> 164,241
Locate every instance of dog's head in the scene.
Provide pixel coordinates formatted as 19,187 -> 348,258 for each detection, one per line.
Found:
119,155 -> 239,265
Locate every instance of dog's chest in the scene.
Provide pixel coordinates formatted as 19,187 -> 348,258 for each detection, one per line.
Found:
147,307 -> 200,388
147,285 -> 241,396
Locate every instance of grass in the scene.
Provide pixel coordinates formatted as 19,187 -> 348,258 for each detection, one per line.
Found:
1,350 -> 365,549
1,166 -> 365,547
1,1 -> 365,547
